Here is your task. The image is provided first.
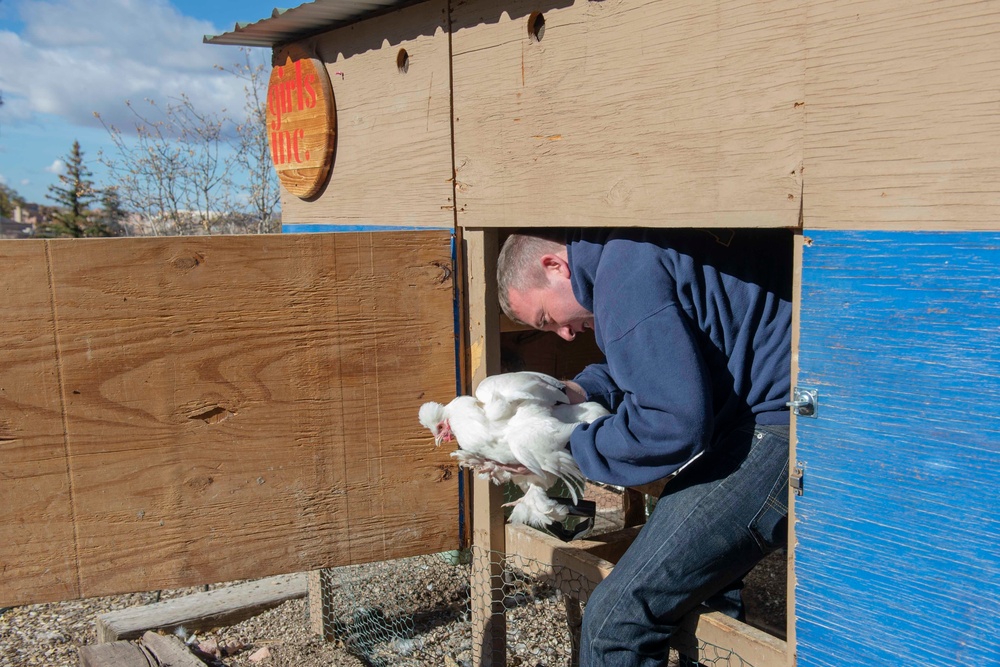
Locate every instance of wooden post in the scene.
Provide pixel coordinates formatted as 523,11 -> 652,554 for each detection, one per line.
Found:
622,489 -> 647,528
308,570 -> 335,640
786,232 -> 804,667
565,595 -> 583,667
463,228 -> 506,667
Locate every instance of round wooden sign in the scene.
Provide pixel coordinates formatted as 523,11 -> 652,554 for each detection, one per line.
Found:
266,47 -> 337,199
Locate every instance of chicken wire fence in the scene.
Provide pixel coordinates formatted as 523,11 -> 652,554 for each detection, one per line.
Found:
309,546 -> 761,667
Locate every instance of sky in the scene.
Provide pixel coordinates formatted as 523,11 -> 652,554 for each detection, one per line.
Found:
0,0 -> 282,205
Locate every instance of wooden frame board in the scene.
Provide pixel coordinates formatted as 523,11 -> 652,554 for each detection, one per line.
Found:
451,0 -> 805,228
802,0 -> 1000,231
0,232 -> 457,605
278,0 -> 456,229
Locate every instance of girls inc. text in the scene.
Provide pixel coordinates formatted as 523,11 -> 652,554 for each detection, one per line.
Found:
269,60 -> 320,166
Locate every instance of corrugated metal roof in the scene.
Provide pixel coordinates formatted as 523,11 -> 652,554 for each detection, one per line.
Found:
204,0 -> 424,48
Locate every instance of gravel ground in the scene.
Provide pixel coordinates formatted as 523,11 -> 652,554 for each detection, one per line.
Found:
0,485 -> 786,667
0,557 -> 785,667
0,554 -> 567,667
0,581 -> 382,667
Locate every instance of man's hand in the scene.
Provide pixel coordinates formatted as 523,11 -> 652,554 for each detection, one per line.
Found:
562,380 -> 587,405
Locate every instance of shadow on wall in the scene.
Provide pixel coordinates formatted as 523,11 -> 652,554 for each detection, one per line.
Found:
278,0 -> 575,63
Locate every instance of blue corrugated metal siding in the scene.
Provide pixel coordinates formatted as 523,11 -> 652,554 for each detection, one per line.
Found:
795,231 -> 1000,665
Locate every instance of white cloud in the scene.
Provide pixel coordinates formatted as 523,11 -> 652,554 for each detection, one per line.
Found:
0,0 -> 251,131
0,173 -> 6,184
20,179 -> 31,186
45,159 -> 66,174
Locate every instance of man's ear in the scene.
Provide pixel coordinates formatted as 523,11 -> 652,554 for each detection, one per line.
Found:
539,253 -> 571,279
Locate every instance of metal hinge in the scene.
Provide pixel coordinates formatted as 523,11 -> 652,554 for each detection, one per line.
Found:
786,387 -> 818,418
790,462 -> 805,496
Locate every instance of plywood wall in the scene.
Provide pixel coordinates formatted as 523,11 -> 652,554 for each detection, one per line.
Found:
802,1 -> 1000,230
451,0 -> 805,229
446,0 -> 999,232
0,232 -> 457,605
274,0 -> 1000,232
279,0 -> 456,229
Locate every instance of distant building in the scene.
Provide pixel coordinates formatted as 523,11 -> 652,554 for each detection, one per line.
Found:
0,205 -> 35,239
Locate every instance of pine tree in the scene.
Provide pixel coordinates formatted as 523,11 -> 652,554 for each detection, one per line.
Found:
40,140 -> 109,237
91,186 -> 127,237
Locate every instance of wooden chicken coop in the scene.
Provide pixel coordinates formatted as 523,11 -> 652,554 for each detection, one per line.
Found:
2,1 -> 999,666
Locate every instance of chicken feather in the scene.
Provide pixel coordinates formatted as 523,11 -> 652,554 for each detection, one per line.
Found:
419,371 -> 609,527
475,371 -> 570,422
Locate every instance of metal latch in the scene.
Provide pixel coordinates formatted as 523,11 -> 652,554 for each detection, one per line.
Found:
790,462 -> 805,496
786,387 -> 818,418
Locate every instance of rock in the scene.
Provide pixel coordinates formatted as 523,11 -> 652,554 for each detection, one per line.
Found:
249,646 -> 271,662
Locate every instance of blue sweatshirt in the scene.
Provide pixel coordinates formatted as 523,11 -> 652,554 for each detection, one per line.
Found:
568,228 -> 792,487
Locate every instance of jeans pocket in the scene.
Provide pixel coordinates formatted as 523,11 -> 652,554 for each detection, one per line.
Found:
748,451 -> 790,553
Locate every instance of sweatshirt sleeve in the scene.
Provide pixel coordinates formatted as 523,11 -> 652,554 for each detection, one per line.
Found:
569,303 -> 714,487
573,362 -> 624,411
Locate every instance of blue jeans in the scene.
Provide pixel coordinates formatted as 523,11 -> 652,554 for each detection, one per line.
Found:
580,423 -> 790,666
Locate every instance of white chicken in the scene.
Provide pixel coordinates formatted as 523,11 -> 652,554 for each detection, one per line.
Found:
418,371 -> 609,528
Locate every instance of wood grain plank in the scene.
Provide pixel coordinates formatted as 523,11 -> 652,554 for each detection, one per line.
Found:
81,633 -> 206,667
0,232 -> 457,605
278,0 -> 456,229
451,0 -> 804,228
78,641 -> 152,667
803,0 -> 1000,230
675,610 -> 787,667
796,231 -> 1000,665
140,631 -> 207,667
464,228 -> 508,667
96,573 -> 308,642
0,242 -> 79,603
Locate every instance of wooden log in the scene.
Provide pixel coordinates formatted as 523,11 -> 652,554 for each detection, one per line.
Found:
140,631 -> 208,666
80,631 -> 204,667
96,573 -> 308,643
78,642 -> 149,667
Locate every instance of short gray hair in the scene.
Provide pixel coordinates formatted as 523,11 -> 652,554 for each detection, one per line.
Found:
497,231 -> 567,325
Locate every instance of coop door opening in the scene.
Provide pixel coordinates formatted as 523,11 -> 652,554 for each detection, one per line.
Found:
490,226 -> 795,643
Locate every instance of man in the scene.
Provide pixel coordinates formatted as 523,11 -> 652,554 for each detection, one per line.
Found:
497,228 -> 793,666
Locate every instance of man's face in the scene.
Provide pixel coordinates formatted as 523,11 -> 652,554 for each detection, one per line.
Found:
508,273 -> 594,341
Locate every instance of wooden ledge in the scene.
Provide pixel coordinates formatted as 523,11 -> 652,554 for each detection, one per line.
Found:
503,523 -> 787,667
503,524 -> 640,602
